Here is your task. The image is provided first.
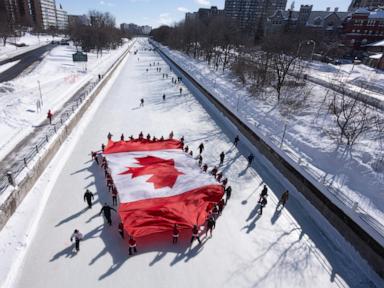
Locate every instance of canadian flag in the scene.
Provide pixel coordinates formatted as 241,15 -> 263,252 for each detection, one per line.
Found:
104,139 -> 224,238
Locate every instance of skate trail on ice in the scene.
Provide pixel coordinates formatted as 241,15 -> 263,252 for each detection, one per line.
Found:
5,39 -> 382,288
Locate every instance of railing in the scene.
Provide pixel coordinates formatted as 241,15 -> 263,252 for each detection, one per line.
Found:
0,79 -> 98,195
0,41 -> 135,196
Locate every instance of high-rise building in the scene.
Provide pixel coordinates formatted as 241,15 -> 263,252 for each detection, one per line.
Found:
0,0 -> 34,27
38,0 -> 57,29
224,0 -> 287,34
56,4 -> 68,30
348,0 -> 384,11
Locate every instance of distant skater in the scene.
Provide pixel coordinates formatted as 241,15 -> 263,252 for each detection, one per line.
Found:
259,197 -> 267,215
140,98 -> 144,107
247,153 -> 254,167
99,203 -> 116,226
198,143 -> 204,154
47,109 -> 53,124
234,135 -> 240,147
118,222 -> 125,239
172,224 -> 180,244
163,93 -> 166,101
205,216 -> 216,237
70,229 -> 83,252
258,185 -> 268,203
219,152 -> 225,166
225,186 -> 232,204
190,225 -> 202,244
277,190 -> 289,209
129,237 -> 137,255
83,189 -> 94,209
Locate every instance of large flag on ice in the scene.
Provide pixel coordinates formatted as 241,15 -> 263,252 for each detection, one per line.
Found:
104,139 -> 224,237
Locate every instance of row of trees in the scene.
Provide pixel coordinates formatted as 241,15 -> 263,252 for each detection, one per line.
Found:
151,17 -> 383,152
69,11 -> 124,56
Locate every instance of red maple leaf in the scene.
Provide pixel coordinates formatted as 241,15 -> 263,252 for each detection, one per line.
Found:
119,156 -> 184,189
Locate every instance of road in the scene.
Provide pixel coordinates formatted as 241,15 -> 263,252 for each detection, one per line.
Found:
0,43 -> 56,83
8,39 -> 380,288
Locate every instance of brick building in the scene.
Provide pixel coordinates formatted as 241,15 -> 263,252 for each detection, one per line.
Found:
343,8 -> 384,49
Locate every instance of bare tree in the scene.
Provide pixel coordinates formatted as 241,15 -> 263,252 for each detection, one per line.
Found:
329,88 -> 373,147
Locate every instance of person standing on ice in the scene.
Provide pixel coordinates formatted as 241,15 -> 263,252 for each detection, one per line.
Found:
107,132 -> 112,140
99,203 -> 116,226
163,93 -> 166,101
234,135 -> 240,147
172,224 -> 180,244
169,131 -> 174,139
83,189 -> 94,209
179,87 -> 183,95
129,237 -> 137,255
91,151 -> 99,165
198,155 -> 203,167
277,190 -> 289,209
112,186 -> 118,206
258,185 -> 268,203
198,142 -> 204,154
140,98 -> 144,107
70,229 -> 83,252
210,166 -> 218,177
259,197 -> 267,215
219,152 -> 225,166
247,153 -> 255,167
120,134 -> 125,141
202,163 -> 208,172
47,109 -> 53,125
225,186 -> 232,204
118,222 -> 124,239
139,131 -> 144,139
190,225 -> 202,244
205,216 -> 216,237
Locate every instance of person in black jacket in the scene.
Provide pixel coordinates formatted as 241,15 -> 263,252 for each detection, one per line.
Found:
190,225 -> 201,244
205,216 -> 216,237
83,189 -> 94,209
99,203 -> 116,226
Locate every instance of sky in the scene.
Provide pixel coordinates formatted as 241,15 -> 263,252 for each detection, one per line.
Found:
58,0 -> 351,28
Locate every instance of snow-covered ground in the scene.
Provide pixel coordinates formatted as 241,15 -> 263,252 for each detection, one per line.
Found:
0,33 -> 58,61
0,60 -> 20,74
0,39 -> 131,161
307,61 -> 384,101
0,38 -> 381,288
154,43 -> 384,233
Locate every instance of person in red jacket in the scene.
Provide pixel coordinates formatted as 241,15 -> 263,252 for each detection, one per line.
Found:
172,224 -> 179,244
47,109 -> 53,124
190,225 -> 201,245
129,237 -> 137,255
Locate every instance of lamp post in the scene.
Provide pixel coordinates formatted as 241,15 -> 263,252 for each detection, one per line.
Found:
37,80 -> 43,106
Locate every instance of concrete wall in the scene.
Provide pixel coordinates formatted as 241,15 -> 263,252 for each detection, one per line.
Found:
153,42 -> 384,278
0,42 -> 134,232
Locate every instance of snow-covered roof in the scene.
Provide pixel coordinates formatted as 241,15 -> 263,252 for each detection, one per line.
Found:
369,53 -> 383,59
354,8 -> 370,14
366,39 -> 384,47
368,10 -> 384,19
